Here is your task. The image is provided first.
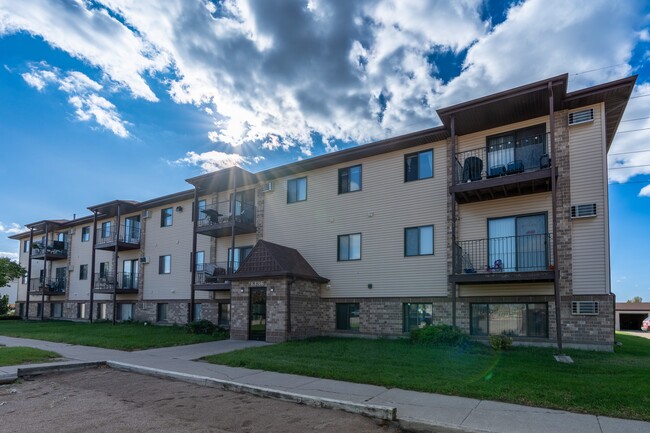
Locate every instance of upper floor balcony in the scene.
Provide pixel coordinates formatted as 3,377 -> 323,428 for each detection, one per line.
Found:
451,132 -> 552,203
196,201 -> 256,238
30,240 -> 68,260
193,261 -> 240,291
93,272 -> 139,294
450,233 -> 554,283
29,277 -> 66,295
95,224 -> 141,251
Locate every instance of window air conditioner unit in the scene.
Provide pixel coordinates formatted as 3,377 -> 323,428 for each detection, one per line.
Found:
262,181 -> 274,193
568,108 -> 594,126
571,301 -> 599,315
68,265 -> 74,272
69,228 -> 75,235
571,203 -> 597,219
140,256 -> 150,264
143,210 -> 151,219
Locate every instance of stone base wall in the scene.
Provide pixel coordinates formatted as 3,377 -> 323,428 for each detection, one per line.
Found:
288,280 -> 321,340
560,294 -> 615,348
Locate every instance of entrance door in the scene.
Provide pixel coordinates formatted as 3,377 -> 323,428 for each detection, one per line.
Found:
249,288 -> 267,341
124,216 -> 140,243
122,260 -> 139,289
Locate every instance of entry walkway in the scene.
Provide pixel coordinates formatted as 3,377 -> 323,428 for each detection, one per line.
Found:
1,336 -> 649,433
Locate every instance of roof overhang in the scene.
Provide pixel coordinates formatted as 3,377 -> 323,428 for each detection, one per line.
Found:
228,271 -> 329,283
87,200 -> 140,217
186,166 -> 258,193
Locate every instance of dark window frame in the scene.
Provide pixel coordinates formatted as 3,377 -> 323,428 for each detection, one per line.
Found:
403,303 -> 434,333
161,207 -> 173,227
81,226 -> 90,242
336,303 -> 360,331
404,225 -> 434,257
101,221 -> 111,239
470,302 -> 548,338
404,149 -> 434,182
337,233 -> 362,261
287,177 -> 308,203
338,164 -> 362,194
23,240 -> 29,252
159,255 -> 171,274
79,264 -> 88,280
156,303 -> 168,322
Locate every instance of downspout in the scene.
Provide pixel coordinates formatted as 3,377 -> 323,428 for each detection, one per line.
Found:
189,186 -> 199,323
450,115 -> 457,327
25,228 -> 34,320
549,82 -> 563,354
41,223 -> 48,320
112,204 -> 121,325
89,210 -> 98,323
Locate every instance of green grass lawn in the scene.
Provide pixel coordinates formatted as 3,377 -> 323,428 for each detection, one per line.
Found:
205,333 -> 650,421
0,320 -> 227,351
0,346 -> 60,366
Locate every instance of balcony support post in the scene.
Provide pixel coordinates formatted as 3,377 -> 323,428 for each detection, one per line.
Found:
112,204 -> 121,325
450,115 -> 457,327
25,228 -> 34,320
89,211 -> 98,323
41,223 -> 48,320
549,82 -> 563,353
189,186 -> 199,323
229,173 -> 238,273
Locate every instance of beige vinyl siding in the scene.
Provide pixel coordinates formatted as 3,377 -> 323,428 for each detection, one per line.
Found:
68,222 -> 94,301
16,237 -> 30,302
568,103 -> 608,294
263,140 -> 448,298
459,282 -> 554,297
456,115 -> 550,155
93,217 -> 114,302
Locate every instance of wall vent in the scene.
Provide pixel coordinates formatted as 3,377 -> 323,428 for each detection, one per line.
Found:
568,108 -> 594,126
143,210 -> 151,219
571,301 -> 599,315
68,228 -> 76,235
262,181 -> 274,193
571,203 -> 597,219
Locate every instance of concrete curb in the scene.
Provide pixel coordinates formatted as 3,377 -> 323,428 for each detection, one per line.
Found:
106,360 -> 397,421
16,361 -> 106,378
0,373 -> 17,384
399,418 -> 493,433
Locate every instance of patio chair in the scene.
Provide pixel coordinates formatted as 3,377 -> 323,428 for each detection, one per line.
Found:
462,156 -> 483,182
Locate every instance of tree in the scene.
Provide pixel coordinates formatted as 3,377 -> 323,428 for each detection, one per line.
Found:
0,257 -> 25,288
627,296 -> 643,303
0,295 -> 9,315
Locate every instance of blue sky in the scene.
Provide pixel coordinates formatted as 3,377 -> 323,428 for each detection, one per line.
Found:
0,0 -> 649,302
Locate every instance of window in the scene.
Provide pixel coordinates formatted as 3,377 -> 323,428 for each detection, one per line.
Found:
157,303 -> 168,322
404,149 -> 433,182
488,214 -> 548,272
97,303 -> 107,320
227,246 -> 253,271
57,232 -> 66,243
195,251 -> 204,272
81,226 -> 90,242
51,303 -> 63,318
193,199 -> 206,222
101,221 -> 111,239
36,303 -> 42,317
99,262 -> 109,278
18,303 -> 24,318
77,303 -> 86,319
161,207 -> 173,227
404,225 -> 434,256
338,234 -> 361,261
486,124 -> 546,176
336,303 -> 360,331
159,255 -> 171,274
79,264 -> 88,280
193,303 -> 202,321
218,303 -> 230,328
470,303 -> 548,338
287,177 -> 307,203
403,303 -> 433,332
117,303 -> 134,321
338,165 -> 362,194
23,240 -> 29,252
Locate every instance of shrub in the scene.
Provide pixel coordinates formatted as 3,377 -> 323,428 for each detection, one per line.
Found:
0,314 -> 21,321
489,334 -> 513,351
186,319 -> 217,335
410,323 -> 469,346
213,326 -> 230,339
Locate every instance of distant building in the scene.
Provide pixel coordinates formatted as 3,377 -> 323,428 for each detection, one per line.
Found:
0,279 -> 18,305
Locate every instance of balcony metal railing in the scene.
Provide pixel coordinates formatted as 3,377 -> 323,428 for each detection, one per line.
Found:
29,277 -> 66,294
95,224 -> 141,246
197,201 -> 256,228
94,272 -> 140,291
195,261 -> 240,285
455,133 -> 550,184
31,240 -> 68,257
453,234 -> 553,274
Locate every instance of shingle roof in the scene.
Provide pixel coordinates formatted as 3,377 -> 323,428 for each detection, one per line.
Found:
616,302 -> 650,312
230,240 -> 329,283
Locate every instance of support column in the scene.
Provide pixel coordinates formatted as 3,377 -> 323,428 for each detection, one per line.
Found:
549,82 -> 563,353
89,211 -> 98,323
450,115 -> 457,327
25,228 -> 34,320
229,173 -> 238,272
189,187 -> 199,323
112,204 -> 121,325
41,223 -> 48,320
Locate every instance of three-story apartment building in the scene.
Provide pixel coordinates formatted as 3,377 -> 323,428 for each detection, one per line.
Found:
10,74 -> 635,351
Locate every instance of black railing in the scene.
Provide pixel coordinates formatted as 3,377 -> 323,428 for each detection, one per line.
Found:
197,201 -> 256,228
195,261 -> 240,285
95,224 -> 141,246
94,272 -> 139,291
455,133 -> 550,184
29,277 -> 66,294
453,234 -> 553,274
31,240 -> 68,257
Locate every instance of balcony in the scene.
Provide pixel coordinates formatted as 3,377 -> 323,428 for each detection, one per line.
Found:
30,240 -> 68,260
450,234 -> 554,283
196,201 -> 256,238
451,133 -> 552,203
193,262 -> 239,291
95,224 -> 141,251
29,278 -> 66,295
93,272 -> 139,294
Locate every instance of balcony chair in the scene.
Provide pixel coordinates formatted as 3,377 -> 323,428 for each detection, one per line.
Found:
487,165 -> 506,178
203,264 -> 226,283
486,259 -> 504,273
506,160 -> 524,175
540,154 -> 550,168
201,209 -> 222,224
462,156 -> 483,182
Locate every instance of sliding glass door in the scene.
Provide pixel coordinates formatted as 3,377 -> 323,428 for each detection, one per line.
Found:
488,214 -> 547,272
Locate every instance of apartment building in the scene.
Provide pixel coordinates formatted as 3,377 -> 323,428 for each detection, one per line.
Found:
10,74 -> 635,351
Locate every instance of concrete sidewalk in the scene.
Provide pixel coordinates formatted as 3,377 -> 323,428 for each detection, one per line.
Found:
1,336 -> 649,433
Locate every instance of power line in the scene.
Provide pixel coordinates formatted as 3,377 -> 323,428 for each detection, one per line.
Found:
609,180 -> 650,185
630,93 -> 650,99
609,164 -> 650,170
621,116 -> 650,122
609,149 -> 650,156
572,63 -> 627,76
616,127 -> 650,134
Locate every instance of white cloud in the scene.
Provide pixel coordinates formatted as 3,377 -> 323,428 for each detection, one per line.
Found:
0,252 -> 18,262
172,150 -> 251,173
639,184 -> 650,197
0,222 -> 24,235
